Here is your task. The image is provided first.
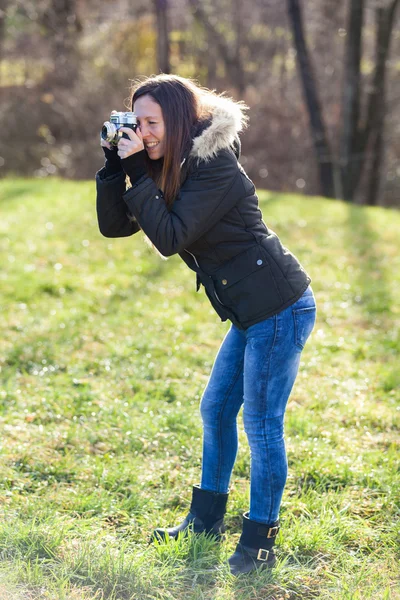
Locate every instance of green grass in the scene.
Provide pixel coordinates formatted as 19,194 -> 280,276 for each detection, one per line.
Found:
0,177 -> 399,599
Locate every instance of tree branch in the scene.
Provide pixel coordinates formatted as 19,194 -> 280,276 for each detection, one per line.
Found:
286,0 -> 336,198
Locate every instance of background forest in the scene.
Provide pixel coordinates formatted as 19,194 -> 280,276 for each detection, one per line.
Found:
0,0 -> 399,207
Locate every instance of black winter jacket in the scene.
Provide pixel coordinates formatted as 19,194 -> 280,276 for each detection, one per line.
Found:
96,96 -> 311,330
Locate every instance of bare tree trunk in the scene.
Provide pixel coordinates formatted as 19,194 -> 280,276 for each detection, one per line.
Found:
40,0 -> 83,87
286,0 -> 336,198
364,1 -> 399,206
0,0 -> 7,88
153,0 -> 170,74
340,0 -> 364,200
0,0 -> 7,55
233,0 -> 245,95
367,128 -> 384,206
189,0 -> 246,95
206,27 -> 218,90
348,0 -> 399,203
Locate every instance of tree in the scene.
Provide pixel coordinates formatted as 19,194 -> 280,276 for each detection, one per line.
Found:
153,0 -> 170,74
0,0 -> 8,61
189,0 -> 246,95
287,0 -> 400,204
286,0 -> 336,198
39,0 -> 83,87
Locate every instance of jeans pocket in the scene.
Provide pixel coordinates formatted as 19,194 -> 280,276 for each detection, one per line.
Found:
293,306 -> 316,350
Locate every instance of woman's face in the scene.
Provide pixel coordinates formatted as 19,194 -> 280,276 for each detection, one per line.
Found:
133,95 -> 165,160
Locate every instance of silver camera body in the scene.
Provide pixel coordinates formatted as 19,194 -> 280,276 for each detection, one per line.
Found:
101,111 -> 138,146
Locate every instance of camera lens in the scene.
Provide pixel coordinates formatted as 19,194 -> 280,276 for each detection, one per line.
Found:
101,122 -> 117,142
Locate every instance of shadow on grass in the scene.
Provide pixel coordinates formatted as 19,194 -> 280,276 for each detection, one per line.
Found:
344,204 -> 393,318
0,184 -> 34,204
343,203 -> 399,390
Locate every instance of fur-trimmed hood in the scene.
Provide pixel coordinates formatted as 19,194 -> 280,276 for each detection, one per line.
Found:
188,94 -> 248,163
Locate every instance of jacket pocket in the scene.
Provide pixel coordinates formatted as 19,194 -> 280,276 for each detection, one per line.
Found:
213,245 -> 282,321
293,306 -> 316,350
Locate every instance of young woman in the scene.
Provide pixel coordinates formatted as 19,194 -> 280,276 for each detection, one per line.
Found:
96,74 -> 316,575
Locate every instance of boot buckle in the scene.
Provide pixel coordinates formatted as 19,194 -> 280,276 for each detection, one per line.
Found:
257,548 -> 269,561
267,525 -> 279,538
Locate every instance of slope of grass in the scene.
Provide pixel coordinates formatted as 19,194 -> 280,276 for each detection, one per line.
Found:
0,177 -> 399,599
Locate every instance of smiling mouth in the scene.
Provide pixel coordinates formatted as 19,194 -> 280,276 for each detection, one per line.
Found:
146,142 -> 160,150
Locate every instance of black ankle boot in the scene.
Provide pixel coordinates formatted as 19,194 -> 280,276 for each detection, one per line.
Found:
228,511 -> 280,575
151,485 -> 229,542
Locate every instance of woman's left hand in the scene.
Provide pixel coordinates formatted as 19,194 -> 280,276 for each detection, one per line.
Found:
117,126 -> 144,159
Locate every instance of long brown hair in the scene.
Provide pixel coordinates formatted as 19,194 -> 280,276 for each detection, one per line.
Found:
127,74 -> 212,209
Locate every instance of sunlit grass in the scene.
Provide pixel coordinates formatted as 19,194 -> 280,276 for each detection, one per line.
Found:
0,178 -> 399,599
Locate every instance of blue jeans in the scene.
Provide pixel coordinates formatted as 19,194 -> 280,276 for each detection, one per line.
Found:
199,285 -> 317,524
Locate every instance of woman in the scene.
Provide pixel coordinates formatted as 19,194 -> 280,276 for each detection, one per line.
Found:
96,74 -> 316,576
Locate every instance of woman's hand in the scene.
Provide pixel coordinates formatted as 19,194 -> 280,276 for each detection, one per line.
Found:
117,127 -> 144,159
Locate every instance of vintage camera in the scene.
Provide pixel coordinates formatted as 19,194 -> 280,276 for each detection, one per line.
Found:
101,111 -> 138,146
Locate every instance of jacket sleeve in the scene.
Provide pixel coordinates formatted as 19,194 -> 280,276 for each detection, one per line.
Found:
95,166 -> 141,238
122,149 -> 240,256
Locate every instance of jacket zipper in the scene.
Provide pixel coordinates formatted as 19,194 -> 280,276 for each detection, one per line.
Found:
184,249 -> 227,306
184,248 -> 200,268
213,289 -> 226,305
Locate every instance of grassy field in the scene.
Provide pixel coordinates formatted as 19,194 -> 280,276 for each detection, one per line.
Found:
0,178 -> 399,600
